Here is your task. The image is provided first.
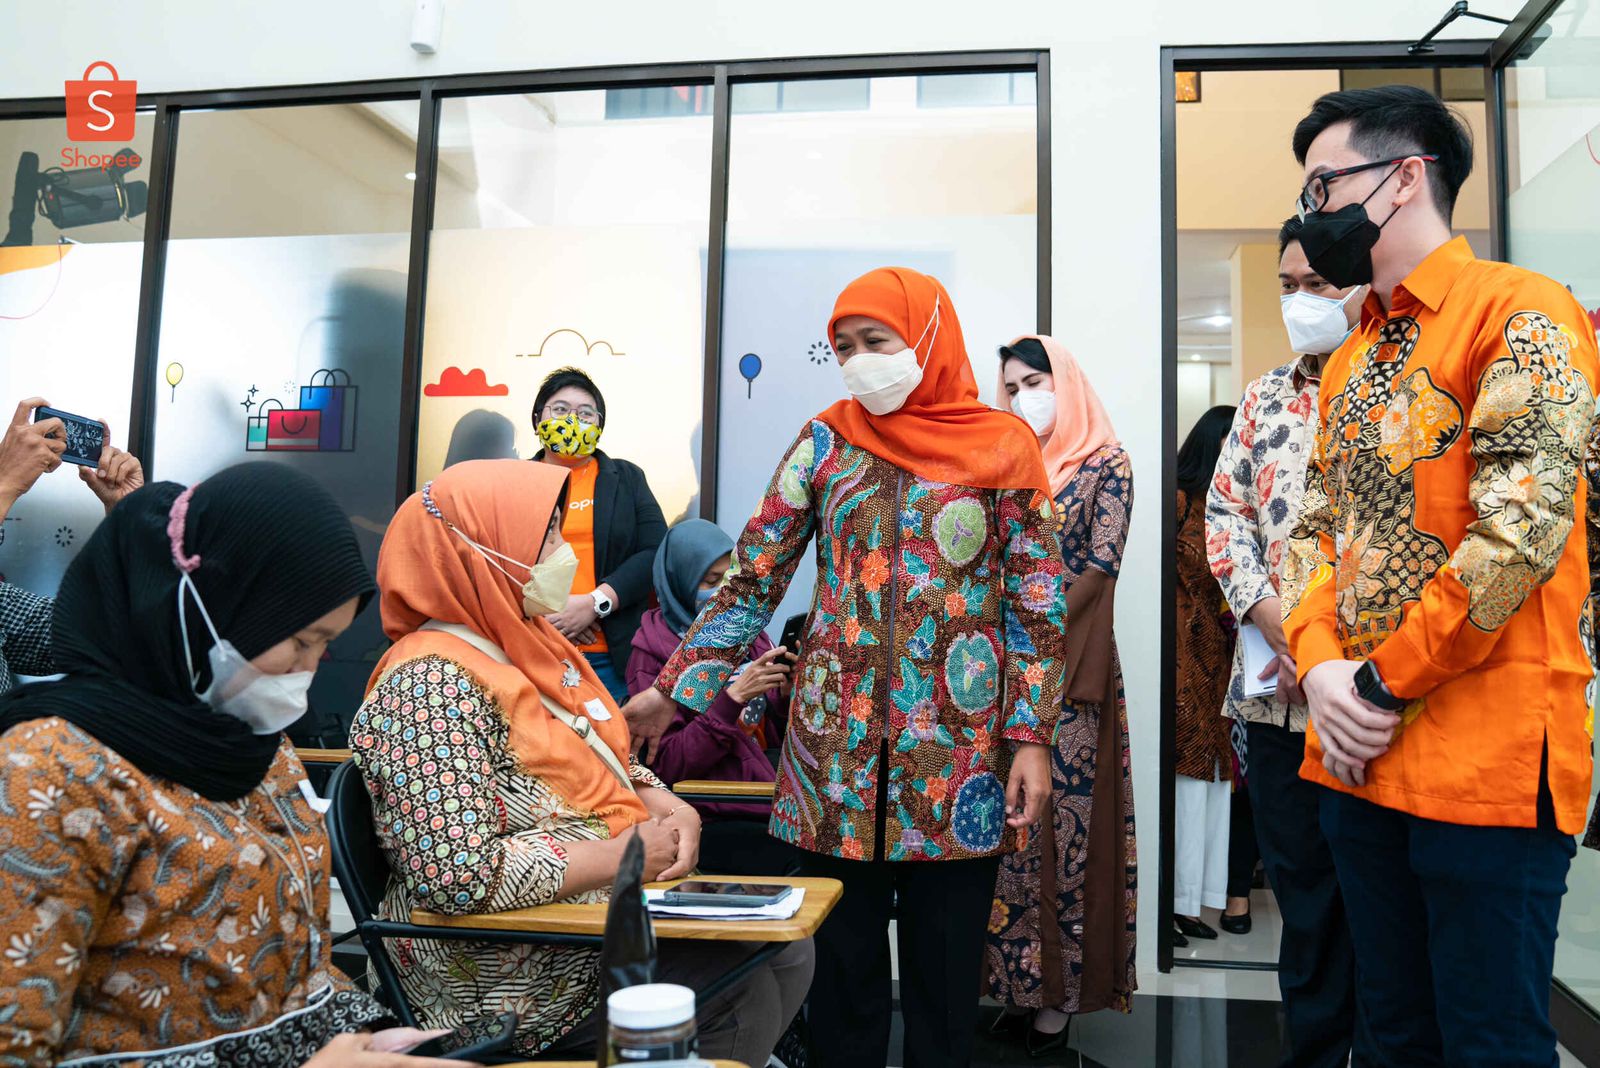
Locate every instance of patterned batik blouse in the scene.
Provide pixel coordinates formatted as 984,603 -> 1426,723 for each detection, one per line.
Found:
349,654 -> 667,1056
655,420 -> 1067,863
0,718 -> 386,1068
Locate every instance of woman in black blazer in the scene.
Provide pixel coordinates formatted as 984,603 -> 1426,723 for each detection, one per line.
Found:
532,367 -> 666,704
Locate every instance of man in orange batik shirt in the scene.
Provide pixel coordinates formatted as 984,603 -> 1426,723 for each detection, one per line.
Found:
1282,85 -> 1600,1067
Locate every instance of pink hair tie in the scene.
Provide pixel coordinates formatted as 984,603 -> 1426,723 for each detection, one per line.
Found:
167,485 -> 203,574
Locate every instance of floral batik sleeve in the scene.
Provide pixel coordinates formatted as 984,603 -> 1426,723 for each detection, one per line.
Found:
0,721 -> 137,1067
1370,307 -> 1598,699
997,487 -> 1067,745
655,423 -> 820,712
1206,389 -> 1275,619
350,657 -> 577,916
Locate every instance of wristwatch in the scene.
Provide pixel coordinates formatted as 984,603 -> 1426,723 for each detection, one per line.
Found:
1353,660 -> 1406,712
590,589 -> 614,618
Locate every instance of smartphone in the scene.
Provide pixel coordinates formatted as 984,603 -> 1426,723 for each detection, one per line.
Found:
777,612 -> 807,661
408,1010 -> 519,1060
659,880 -> 795,909
33,406 -> 105,468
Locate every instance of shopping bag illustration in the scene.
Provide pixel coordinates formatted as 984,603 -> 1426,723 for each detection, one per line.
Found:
65,62 -> 137,142
298,368 -> 357,451
267,407 -> 322,451
245,398 -> 283,451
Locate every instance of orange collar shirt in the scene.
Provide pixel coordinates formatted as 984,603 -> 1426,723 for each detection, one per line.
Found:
1282,237 -> 1600,833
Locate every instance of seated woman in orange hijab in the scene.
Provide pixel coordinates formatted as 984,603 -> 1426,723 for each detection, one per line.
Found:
349,459 -> 812,1063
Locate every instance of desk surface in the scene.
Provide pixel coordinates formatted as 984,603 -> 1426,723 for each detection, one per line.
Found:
506,1062 -> 747,1067
671,779 -> 775,799
293,746 -> 352,764
412,877 -> 839,943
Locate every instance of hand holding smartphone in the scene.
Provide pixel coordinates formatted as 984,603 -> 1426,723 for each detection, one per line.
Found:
32,406 -> 106,467
406,1011 -> 519,1060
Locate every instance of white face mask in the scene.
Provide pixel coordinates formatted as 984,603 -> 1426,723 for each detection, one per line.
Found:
178,574 -> 314,735
445,523 -> 580,618
1012,389 -> 1057,437
1280,289 -> 1360,356
838,297 -> 940,416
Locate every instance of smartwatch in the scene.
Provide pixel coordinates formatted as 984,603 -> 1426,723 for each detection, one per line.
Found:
1353,660 -> 1406,712
590,589 -> 614,618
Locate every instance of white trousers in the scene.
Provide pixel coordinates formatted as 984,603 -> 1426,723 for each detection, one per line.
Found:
1173,772 -> 1230,916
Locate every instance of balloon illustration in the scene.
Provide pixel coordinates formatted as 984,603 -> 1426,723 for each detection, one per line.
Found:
164,362 -> 184,402
738,352 -> 762,399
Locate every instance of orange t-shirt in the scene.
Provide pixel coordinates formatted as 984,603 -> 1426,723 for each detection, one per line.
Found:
1283,237 -> 1600,834
561,459 -> 607,654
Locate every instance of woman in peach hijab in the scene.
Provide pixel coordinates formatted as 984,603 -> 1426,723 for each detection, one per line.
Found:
624,267 -> 1067,1068
349,459 -> 811,1062
983,337 -> 1136,1055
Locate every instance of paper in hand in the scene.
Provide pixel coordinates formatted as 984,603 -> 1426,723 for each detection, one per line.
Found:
1238,623 -> 1279,700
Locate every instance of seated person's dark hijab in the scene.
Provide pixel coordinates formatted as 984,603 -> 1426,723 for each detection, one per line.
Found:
0,462 -> 373,801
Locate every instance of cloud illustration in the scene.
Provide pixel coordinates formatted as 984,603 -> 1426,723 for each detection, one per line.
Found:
425,366 -> 510,397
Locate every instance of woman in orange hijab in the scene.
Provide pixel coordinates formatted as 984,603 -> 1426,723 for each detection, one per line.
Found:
625,267 -> 1067,1068
349,459 -> 812,1062
984,337 -> 1137,1054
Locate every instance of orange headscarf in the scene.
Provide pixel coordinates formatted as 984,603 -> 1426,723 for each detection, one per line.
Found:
370,459 -> 648,836
818,267 -> 1051,499
998,335 -> 1120,497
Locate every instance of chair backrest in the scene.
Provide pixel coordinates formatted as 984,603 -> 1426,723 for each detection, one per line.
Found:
325,760 -> 391,927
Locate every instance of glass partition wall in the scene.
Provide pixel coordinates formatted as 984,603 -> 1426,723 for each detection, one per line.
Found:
0,53 -> 1047,725
1501,0 -> 1600,1018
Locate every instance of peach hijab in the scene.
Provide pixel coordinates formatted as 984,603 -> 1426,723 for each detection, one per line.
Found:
999,335 -> 1120,497
369,459 -> 647,835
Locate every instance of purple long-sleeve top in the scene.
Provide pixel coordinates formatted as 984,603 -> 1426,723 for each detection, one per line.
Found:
627,607 -> 784,820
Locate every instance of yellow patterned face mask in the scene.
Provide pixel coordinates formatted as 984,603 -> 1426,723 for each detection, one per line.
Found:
537,414 -> 602,458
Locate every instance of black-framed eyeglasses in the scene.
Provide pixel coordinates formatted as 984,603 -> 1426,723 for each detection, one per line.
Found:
1295,154 -> 1438,221
543,401 -> 601,423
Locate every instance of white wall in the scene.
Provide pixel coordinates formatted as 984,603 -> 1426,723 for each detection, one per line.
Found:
1,0 -> 1525,978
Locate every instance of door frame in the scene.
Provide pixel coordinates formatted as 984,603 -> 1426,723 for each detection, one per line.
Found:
1156,39 -> 1499,975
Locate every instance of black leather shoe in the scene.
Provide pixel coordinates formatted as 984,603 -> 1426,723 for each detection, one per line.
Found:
1026,1020 -> 1071,1058
1175,915 -> 1219,940
1220,911 -> 1252,935
1171,926 -> 1189,948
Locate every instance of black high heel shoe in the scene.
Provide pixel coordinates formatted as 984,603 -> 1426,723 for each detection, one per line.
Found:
1221,908 -> 1252,935
1026,1014 -> 1073,1058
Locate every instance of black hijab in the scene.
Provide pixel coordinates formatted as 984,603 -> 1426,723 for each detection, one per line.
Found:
0,462 -> 374,801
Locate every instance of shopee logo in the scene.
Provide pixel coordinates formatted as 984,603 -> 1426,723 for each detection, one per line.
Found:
65,62 -> 136,142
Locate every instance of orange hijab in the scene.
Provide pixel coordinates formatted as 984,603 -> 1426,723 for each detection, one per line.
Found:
818,267 -> 1051,500
370,459 -> 647,835
998,335 -> 1120,497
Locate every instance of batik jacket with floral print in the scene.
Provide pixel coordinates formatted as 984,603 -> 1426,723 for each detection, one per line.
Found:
655,420 -> 1067,863
1283,238 -> 1600,834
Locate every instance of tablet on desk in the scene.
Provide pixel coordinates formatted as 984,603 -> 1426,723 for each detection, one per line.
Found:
659,881 -> 794,909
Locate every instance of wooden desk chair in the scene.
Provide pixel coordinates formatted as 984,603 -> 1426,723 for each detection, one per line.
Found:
669,779 -> 776,804
326,762 -> 837,1032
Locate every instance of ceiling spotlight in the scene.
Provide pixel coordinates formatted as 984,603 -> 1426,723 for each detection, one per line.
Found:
405,171 -> 417,181
1188,353 -> 1203,362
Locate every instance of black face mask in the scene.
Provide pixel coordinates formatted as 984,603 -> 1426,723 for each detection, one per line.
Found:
1297,164 -> 1404,289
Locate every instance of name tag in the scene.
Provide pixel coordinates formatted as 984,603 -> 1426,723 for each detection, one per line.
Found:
585,698 -> 613,722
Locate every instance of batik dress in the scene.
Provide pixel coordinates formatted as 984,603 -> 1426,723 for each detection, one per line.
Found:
984,444 -> 1137,1014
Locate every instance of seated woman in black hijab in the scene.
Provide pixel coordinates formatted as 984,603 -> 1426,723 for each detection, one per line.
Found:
0,463 -> 453,1067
